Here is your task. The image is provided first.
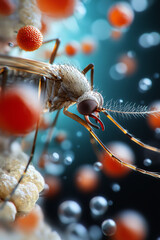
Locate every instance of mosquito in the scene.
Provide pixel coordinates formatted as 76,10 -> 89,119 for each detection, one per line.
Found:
0,38 -> 160,209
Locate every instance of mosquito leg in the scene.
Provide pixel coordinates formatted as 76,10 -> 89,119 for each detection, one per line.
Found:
42,38 -> 61,64
0,67 -> 9,95
102,110 -> 160,153
63,108 -> 160,179
90,134 -> 100,159
82,64 -> 94,90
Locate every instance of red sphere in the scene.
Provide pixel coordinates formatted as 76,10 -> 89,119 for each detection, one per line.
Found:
17,25 -> 43,52
108,3 -> 134,28
36,0 -> 76,19
99,142 -> 135,178
0,86 -> 41,136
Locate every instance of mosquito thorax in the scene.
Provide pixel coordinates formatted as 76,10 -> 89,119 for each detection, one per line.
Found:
77,91 -> 104,115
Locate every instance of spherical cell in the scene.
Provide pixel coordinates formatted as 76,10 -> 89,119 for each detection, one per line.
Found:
147,101 -> 160,130
89,196 -> 108,216
11,182 -> 39,213
0,85 -> 41,136
101,219 -> 117,236
17,25 -> 43,51
65,42 -> 80,56
75,165 -> 99,193
112,210 -> 148,240
36,0 -> 76,19
14,204 -> 43,233
108,3 -> 134,28
0,0 -> 16,16
0,200 -> 17,222
99,141 -> 135,178
58,200 -> 81,224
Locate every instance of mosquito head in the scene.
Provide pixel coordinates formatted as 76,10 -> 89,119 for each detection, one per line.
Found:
77,91 -> 105,130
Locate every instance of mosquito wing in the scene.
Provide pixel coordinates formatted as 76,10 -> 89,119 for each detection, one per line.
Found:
0,54 -> 58,79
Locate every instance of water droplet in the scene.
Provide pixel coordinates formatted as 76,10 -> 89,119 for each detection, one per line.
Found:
110,63 -> 127,80
66,223 -> 89,240
52,152 -> 60,162
61,140 -> 72,150
89,225 -> 102,240
143,158 -> 152,166
93,162 -> 103,171
58,200 -> 81,224
64,156 -> 73,165
138,78 -> 152,93
90,196 -> 108,216
101,219 -> 117,236
111,183 -> 121,192
76,131 -> 83,137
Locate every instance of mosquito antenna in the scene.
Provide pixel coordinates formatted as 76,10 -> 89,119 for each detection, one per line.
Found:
104,100 -> 160,118
101,109 -> 160,153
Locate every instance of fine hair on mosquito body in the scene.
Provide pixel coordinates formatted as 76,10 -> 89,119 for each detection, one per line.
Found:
0,38 -> 160,212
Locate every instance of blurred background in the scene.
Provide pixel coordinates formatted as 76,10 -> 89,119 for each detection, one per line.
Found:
0,0 -> 160,239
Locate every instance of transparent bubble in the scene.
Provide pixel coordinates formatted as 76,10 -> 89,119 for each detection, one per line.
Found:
138,78 -> 152,93
64,156 -> 74,165
139,32 -> 160,48
110,63 -> 127,80
58,200 -> 81,224
66,223 -> 89,240
93,162 -> 103,171
143,158 -> 152,167
90,196 -> 108,217
89,225 -> 102,240
127,51 -> 136,58
61,140 -> 72,150
153,73 -> 160,79
45,162 -> 64,175
91,19 -> 111,41
101,219 -> 117,236
76,131 -> 83,137
119,99 -> 124,103
108,200 -> 113,206
52,152 -> 60,163
111,183 -> 121,192
155,128 -> 160,139
131,0 -> 148,12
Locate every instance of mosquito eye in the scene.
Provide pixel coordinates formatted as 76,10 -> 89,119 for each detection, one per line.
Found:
77,99 -> 97,115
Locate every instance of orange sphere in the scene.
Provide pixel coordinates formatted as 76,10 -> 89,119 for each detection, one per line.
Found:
75,165 -> 99,193
108,3 -> 134,28
44,175 -> 61,198
36,0 -> 76,19
81,38 -> 97,55
0,0 -> 16,16
14,205 -> 43,233
111,30 -> 122,40
118,54 -> 137,75
99,142 -> 135,178
112,210 -> 147,240
17,25 -> 43,51
65,41 -> 79,56
147,101 -> 160,130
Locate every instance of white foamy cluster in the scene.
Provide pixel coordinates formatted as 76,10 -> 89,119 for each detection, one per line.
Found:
0,151 -> 45,222
0,0 -> 41,41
